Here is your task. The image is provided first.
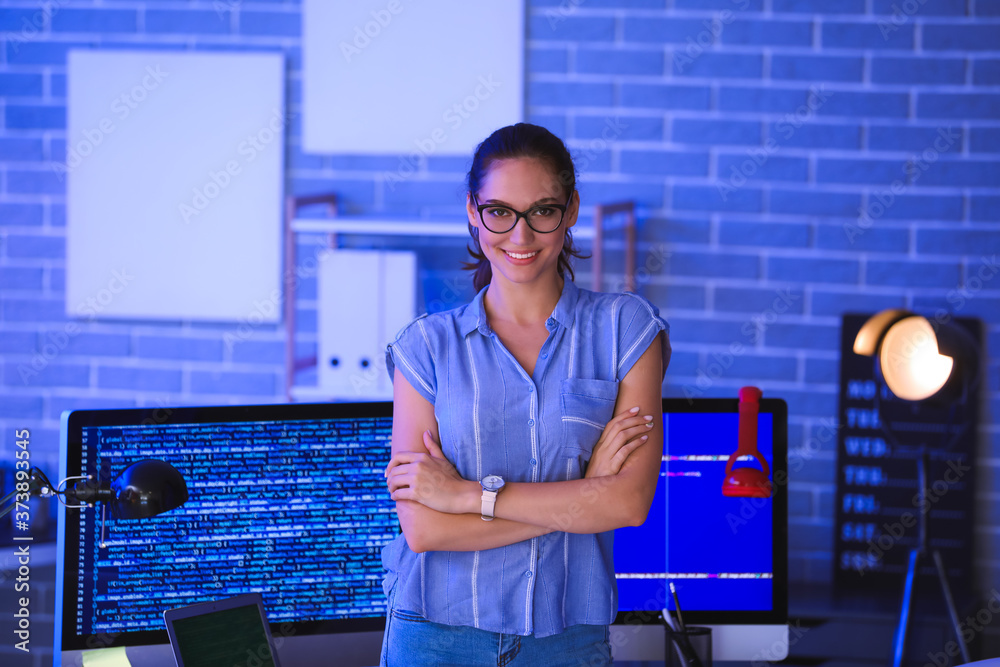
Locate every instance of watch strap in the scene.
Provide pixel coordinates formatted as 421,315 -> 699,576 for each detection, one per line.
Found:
481,489 -> 498,521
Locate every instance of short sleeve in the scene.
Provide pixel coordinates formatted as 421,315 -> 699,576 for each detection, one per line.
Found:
614,293 -> 671,382
385,315 -> 437,403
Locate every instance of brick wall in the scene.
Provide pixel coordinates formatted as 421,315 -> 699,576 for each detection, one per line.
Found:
0,0 -> 998,660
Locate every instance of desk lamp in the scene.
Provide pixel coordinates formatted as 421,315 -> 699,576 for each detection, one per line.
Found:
854,309 -> 981,667
1,460 -> 188,545
722,386 -> 773,498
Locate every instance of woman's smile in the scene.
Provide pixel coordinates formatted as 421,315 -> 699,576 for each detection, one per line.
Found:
502,248 -> 540,262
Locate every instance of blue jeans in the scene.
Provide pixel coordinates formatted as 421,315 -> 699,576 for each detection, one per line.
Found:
380,606 -> 612,667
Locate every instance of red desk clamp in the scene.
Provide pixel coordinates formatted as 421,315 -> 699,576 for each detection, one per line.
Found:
722,386 -> 773,498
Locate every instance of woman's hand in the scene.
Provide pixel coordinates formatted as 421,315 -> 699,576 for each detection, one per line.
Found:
585,406 -> 655,478
385,430 -> 477,514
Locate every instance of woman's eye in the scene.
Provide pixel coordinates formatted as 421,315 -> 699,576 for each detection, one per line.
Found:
532,207 -> 555,217
486,207 -> 511,217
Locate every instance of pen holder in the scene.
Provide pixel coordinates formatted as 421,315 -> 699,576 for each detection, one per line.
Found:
665,626 -> 712,667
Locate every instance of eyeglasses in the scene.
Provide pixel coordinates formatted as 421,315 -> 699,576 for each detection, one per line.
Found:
473,192 -> 572,234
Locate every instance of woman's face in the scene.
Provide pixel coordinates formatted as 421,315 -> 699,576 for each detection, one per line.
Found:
466,157 -> 578,289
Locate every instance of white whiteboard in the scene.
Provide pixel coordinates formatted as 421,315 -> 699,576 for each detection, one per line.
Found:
302,0 -> 524,155
66,50 -> 285,322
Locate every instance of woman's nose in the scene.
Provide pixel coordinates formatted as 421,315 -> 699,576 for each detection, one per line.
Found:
508,214 -> 535,244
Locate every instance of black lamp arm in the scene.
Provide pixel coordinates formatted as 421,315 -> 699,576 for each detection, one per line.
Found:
67,478 -> 114,504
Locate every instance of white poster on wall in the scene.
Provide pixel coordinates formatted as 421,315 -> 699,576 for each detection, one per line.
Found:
66,50 -> 285,322
302,0 -> 524,155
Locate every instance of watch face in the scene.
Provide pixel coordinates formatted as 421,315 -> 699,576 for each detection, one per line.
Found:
482,474 -> 505,491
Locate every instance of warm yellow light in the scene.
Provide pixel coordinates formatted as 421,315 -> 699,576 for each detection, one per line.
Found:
879,316 -> 954,401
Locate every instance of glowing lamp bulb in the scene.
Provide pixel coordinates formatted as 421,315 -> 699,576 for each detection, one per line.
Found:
879,316 -> 954,401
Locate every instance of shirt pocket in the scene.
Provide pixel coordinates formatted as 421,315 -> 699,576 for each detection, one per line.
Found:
560,378 -> 619,471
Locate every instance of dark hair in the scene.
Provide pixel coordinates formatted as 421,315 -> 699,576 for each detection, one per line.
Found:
463,123 -> 588,292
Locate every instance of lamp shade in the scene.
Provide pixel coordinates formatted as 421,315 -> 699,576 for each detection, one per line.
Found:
109,459 -> 189,520
853,310 -> 977,403
879,316 -> 955,401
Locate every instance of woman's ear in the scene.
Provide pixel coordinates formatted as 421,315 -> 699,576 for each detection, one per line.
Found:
466,192 -> 480,230
564,189 -> 580,229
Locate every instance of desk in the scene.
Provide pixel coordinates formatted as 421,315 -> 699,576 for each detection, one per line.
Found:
783,583 -> 986,667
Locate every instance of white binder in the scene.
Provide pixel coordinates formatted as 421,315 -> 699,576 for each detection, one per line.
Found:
318,250 -> 417,399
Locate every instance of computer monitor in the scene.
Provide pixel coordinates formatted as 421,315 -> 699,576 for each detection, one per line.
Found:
611,397 -> 789,662
56,402 -> 397,667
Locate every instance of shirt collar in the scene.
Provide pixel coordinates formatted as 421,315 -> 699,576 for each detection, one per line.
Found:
458,279 -> 580,337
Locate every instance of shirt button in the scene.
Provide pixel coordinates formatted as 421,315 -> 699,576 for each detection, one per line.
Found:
546,318 -> 555,327
530,458 -> 537,466
528,386 -> 534,393
541,353 -> 548,359
528,419 -> 535,427
524,571 -> 532,578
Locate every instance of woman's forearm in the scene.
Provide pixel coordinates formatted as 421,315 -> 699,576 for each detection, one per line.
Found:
447,471 -> 656,535
397,500 -> 552,553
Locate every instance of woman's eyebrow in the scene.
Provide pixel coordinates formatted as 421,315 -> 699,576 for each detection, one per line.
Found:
483,196 -> 561,207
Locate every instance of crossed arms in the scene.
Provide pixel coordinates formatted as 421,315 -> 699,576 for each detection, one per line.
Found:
385,334 -> 664,553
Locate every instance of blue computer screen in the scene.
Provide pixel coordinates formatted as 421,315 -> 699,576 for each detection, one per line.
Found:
614,399 -> 787,623
58,403 -> 397,651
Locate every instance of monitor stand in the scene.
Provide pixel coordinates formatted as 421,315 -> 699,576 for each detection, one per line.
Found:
610,623 -> 790,662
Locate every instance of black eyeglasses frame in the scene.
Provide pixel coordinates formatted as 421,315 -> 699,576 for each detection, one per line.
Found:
472,192 -> 574,234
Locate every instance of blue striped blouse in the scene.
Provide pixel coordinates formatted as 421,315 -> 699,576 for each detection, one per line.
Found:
383,279 -> 670,638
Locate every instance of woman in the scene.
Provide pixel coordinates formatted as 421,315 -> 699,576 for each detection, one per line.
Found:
381,123 -> 670,666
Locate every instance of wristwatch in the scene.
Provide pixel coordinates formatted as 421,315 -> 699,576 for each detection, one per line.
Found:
480,474 -> 505,521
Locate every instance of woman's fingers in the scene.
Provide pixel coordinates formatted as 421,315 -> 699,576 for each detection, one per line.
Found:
384,451 -> 424,477
422,430 -> 445,458
610,434 -> 649,474
601,416 -> 654,452
586,408 -> 656,478
604,429 -> 650,473
384,444 -> 468,512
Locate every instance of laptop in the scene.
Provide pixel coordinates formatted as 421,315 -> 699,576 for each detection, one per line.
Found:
163,593 -> 283,667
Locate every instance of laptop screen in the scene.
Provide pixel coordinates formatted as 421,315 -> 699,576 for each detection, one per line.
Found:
165,594 -> 279,667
